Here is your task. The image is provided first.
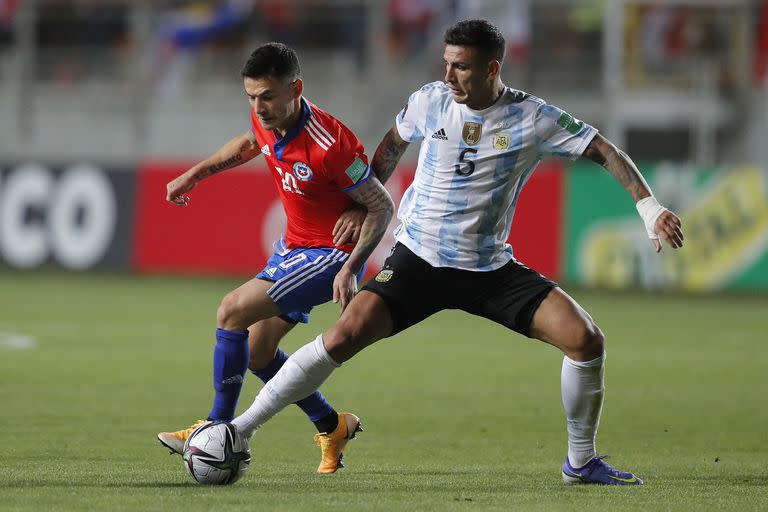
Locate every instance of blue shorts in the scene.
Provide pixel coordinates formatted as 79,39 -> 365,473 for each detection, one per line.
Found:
256,239 -> 366,324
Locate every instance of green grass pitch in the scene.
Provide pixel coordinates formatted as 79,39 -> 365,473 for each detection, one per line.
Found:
1,272 -> 766,511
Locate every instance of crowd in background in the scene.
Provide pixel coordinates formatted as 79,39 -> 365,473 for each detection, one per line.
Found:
0,0 -> 764,91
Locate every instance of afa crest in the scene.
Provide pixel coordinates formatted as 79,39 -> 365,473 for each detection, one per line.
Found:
493,134 -> 510,151
292,162 -> 313,182
462,122 -> 482,145
375,269 -> 394,283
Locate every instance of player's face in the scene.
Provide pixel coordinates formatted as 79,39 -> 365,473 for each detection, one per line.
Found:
443,45 -> 496,108
244,75 -> 302,132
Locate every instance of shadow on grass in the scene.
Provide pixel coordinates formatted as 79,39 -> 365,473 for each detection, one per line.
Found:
0,481 -> 196,489
8,473 -> 765,491
356,469 -> 479,476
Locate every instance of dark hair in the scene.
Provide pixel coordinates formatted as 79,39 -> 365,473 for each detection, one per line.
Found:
444,19 -> 506,62
241,42 -> 301,81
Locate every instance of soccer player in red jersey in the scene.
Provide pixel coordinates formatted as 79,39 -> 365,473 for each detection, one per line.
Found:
158,43 -> 394,474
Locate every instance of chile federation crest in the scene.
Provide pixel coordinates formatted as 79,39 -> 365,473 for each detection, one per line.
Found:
292,162 -> 314,182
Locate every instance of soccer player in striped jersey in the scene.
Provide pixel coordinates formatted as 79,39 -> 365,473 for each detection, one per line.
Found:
229,20 -> 684,485
158,43 -> 394,474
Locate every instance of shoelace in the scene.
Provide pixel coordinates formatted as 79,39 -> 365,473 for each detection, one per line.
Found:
183,420 -> 207,438
313,433 -> 329,448
593,454 -> 624,474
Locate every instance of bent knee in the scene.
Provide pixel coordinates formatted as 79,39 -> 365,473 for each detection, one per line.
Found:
323,317 -> 372,362
324,319 -> 361,348
572,322 -> 604,358
217,292 -> 245,329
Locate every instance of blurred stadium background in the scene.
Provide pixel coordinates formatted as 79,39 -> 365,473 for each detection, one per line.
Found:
0,0 -> 766,289
1,1 -> 767,510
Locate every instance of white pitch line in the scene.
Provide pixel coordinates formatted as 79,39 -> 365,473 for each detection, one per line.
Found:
0,323 -> 177,337
0,332 -> 37,350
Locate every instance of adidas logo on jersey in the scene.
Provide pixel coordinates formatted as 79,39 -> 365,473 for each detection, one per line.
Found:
431,128 -> 448,140
261,144 -> 271,156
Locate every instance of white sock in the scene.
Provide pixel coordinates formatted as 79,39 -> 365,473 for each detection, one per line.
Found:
232,335 -> 340,438
561,352 -> 605,468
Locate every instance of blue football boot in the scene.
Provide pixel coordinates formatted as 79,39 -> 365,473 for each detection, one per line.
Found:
562,455 -> 643,485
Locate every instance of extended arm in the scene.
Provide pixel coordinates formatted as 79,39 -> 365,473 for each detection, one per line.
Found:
332,176 -> 395,311
166,131 -> 261,206
583,133 -> 683,252
370,125 -> 410,185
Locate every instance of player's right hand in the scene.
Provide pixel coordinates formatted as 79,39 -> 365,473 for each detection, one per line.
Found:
332,265 -> 358,314
166,173 -> 197,206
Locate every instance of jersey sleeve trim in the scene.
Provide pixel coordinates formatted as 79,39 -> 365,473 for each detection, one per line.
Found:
570,126 -> 598,161
341,164 -> 372,192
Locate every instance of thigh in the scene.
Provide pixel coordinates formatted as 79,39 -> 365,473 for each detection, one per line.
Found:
528,287 -> 601,357
223,278 -> 283,324
361,243 -> 450,336
460,260 -> 556,337
248,316 -> 296,369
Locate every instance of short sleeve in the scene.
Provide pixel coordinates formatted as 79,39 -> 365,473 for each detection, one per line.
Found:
395,87 -> 429,142
534,103 -> 597,160
323,126 -> 371,192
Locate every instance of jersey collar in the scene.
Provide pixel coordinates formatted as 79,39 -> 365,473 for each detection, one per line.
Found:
462,87 -> 509,115
272,97 -> 311,161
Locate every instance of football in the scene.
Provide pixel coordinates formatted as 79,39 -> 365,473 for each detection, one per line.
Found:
182,421 -> 251,485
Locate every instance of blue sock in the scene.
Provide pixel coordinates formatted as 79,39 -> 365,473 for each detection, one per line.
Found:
208,328 -> 249,421
251,348 -> 335,422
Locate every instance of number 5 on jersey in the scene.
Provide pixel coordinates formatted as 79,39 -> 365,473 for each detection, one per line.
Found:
455,148 -> 478,176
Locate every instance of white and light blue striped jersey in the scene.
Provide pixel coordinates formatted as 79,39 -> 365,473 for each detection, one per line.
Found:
394,81 -> 597,271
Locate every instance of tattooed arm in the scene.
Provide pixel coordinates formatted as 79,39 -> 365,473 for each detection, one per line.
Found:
332,176 -> 395,311
370,125 -> 410,185
582,133 -> 684,252
166,131 -> 261,206
582,133 -> 652,202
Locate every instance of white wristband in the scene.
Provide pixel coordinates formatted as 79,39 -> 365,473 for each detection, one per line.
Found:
635,196 -> 666,240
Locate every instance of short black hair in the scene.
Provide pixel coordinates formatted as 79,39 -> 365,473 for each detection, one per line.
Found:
241,42 -> 301,81
444,19 -> 506,63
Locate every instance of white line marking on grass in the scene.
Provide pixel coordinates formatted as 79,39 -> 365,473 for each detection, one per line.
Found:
0,323 -> 176,337
0,332 -> 37,350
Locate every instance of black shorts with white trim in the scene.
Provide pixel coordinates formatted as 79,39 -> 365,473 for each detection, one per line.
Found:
362,243 -> 557,337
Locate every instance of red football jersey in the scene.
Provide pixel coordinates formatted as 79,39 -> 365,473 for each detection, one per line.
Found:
250,98 -> 371,253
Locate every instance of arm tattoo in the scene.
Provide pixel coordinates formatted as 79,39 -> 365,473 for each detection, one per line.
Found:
207,154 -> 243,175
342,177 -> 395,273
196,137 -> 258,181
371,127 -> 409,185
584,135 -> 651,203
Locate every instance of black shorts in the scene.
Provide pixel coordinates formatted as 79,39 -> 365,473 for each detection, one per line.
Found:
363,243 -> 557,337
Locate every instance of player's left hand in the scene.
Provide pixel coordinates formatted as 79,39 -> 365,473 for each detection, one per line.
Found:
333,205 -> 367,246
332,266 -> 358,313
652,210 -> 684,253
